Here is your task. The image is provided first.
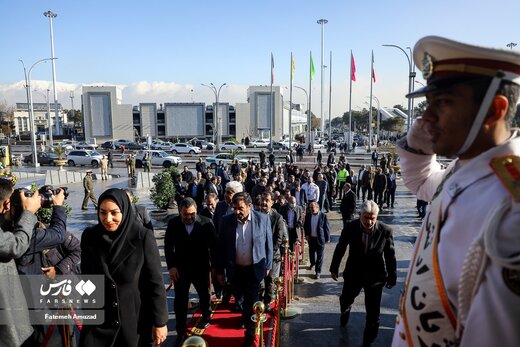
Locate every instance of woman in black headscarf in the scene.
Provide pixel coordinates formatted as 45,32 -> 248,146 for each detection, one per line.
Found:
79,189 -> 168,347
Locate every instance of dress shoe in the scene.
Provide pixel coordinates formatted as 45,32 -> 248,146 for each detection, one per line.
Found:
199,316 -> 211,329
81,207 -> 88,210
307,264 -> 315,271
314,273 -> 321,279
340,310 -> 350,327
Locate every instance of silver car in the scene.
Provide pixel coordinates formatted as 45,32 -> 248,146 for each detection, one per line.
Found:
66,150 -> 103,167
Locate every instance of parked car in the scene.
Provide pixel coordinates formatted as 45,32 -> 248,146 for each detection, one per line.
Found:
279,141 -> 298,149
113,139 -> 133,149
171,143 -> 201,154
249,139 -> 270,148
267,141 -> 288,151
151,141 -> 174,150
189,139 -> 215,150
205,153 -> 248,169
57,141 -> 74,151
219,142 -> 246,151
100,141 -> 115,149
134,150 -> 182,168
125,142 -> 146,150
75,141 -> 99,150
66,150 -> 103,167
24,152 -> 59,166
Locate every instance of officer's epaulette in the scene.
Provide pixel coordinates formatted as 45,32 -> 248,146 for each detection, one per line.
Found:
489,155 -> 520,202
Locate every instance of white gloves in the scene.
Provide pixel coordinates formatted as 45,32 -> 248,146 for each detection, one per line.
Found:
406,118 -> 434,155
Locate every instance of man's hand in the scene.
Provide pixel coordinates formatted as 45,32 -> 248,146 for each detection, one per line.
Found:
406,118 -> 434,154
51,189 -> 65,206
168,267 -> 179,283
21,191 -> 41,214
42,266 -> 57,279
331,272 -> 338,281
152,325 -> 168,346
265,269 -> 270,277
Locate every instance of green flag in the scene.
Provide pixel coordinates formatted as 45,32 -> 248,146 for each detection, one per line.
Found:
310,53 -> 316,80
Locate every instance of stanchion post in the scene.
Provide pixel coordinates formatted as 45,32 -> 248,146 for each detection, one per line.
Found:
275,277 -> 283,346
251,301 -> 267,347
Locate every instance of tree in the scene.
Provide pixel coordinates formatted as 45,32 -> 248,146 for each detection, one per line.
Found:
310,114 -> 320,130
380,117 -> 405,133
331,116 -> 343,127
414,100 -> 428,118
0,101 -> 15,135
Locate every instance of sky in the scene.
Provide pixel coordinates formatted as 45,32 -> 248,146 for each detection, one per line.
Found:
1,0 -> 519,119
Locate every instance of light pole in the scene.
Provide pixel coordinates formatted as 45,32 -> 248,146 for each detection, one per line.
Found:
201,83 -> 227,147
294,85 -> 310,145
507,42 -> 517,50
44,10 -> 60,136
366,96 -> 381,146
34,88 -> 54,147
382,44 -> 416,132
70,90 -> 75,140
317,19 -> 328,135
19,58 -> 55,167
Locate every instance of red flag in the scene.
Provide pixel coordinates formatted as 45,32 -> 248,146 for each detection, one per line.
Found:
371,51 -> 376,83
271,53 -> 275,84
350,53 -> 356,82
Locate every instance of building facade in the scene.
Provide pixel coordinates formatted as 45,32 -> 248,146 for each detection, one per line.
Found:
13,103 -> 67,135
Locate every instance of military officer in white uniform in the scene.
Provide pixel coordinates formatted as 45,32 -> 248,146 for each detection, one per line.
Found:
392,36 -> 520,347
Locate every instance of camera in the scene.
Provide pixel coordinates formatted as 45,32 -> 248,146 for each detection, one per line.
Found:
11,185 -> 69,210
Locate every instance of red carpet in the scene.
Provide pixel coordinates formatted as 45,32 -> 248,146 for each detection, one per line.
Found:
187,299 -> 276,347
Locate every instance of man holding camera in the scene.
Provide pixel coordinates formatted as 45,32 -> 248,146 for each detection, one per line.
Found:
0,179 -> 42,346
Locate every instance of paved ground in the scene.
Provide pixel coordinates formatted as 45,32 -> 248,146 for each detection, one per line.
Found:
12,147 -> 421,347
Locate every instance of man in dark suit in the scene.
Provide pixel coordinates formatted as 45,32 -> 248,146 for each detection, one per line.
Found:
291,179 -> 307,208
206,176 -> 219,197
329,200 -> 396,347
195,157 -> 207,177
259,192 -> 286,309
212,181 -> 243,301
199,192 -> 218,219
339,183 -> 357,227
303,201 -> 330,279
216,192 -> 273,347
279,196 -> 303,251
165,198 -> 217,346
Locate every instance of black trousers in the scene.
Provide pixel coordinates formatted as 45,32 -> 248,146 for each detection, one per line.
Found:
308,237 -> 324,274
288,227 -> 299,251
231,265 -> 261,347
173,271 -> 211,336
340,281 -> 384,345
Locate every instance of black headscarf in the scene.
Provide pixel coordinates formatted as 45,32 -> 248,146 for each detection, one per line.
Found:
95,188 -> 144,264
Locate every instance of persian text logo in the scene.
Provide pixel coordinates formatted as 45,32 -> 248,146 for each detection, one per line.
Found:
40,279 -> 73,296
39,279 -> 96,297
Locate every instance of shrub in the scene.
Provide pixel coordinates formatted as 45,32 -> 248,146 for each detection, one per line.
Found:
150,167 -> 178,210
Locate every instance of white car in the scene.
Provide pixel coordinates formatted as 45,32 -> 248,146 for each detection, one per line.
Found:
249,139 -> 270,148
279,140 -> 298,149
66,150 -> 103,167
134,150 -> 182,168
219,142 -> 246,151
205,154 -> 248,169
75,141 -> 98,150
170,143 -> 201,154
151,141 -> 174,150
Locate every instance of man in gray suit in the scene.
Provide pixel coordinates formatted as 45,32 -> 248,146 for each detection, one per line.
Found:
0,179 -> 42,346
216,192 -> 273,347
279,196 -> 303,251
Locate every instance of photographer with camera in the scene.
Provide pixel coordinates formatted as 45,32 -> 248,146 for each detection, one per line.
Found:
0,178 -> 42,346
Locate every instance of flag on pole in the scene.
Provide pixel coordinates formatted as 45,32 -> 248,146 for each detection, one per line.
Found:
271,53 -> 275,84
371,51 -> 376,83
310,53 -> 315,80
350,52 -> 356,82
291,53 -> 295,81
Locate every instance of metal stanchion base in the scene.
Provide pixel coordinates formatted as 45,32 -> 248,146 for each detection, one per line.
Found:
281,307 -> 299,320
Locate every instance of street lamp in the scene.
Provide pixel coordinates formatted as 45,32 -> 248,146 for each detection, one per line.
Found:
44,10 -> 60,136
201,83 -> 227,147
34,88 -> 54,147
382,44 -> 416,132
19,58 -> 55,167
507,42 -> 517,50
317,19 -> 328,135
70,90 -> 75,139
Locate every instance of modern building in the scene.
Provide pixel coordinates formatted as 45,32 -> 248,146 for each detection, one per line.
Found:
81,86 -> 133,142
13,102 -> 67,135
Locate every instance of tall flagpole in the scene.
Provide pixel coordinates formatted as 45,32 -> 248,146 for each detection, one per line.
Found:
348,50 -> 353,152
368,50 -> 374,152
328,51 -> 332,142
270,53 -> 274,148
289,52 -> 294,149
308,52 -> 313,150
